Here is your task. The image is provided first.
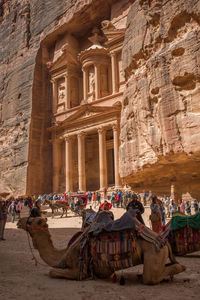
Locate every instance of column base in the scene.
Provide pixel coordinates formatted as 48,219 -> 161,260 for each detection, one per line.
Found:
114,186 -> 122,190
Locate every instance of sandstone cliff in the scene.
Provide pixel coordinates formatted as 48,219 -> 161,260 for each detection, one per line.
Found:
120,0 -> 200,197
0,0 -> 200,198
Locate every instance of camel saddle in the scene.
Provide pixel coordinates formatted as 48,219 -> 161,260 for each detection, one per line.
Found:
86,210 -> 166,250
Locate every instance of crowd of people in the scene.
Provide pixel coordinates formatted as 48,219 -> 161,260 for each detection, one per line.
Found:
0,190 -> 200,240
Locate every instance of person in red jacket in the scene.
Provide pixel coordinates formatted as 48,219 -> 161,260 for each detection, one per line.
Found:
100,200 -> 112,211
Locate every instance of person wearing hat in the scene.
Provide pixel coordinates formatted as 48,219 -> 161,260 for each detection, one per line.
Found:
126,193 -> 145,224
30,200 -> 42,218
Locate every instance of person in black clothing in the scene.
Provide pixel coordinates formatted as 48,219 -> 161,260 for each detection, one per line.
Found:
126,193 -> 145,224
30,200 -> 41,218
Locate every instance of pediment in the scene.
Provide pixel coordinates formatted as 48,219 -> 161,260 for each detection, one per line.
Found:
101,20 -> 125,44
48,54 -> 67,72
63,104 -> 120,124
47,44 -> 79,73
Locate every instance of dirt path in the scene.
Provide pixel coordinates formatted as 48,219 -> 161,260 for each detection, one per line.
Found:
0,206 -> 199,300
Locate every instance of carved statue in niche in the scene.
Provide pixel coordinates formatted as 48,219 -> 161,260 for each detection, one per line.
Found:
117,53 -> 124,85
57,78 -> 65,104
100,65 -> 109,97
88,66 -> 95,102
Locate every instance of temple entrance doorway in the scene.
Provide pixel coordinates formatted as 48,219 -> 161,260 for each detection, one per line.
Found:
107,148 -> 115,186
85,132 -> 100,191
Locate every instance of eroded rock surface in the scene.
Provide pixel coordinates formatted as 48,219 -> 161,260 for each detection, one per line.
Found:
120,0 -> 200,196
0,0 -> 200,198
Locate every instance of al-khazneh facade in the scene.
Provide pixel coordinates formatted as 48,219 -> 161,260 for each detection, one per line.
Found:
48,21 -> 125,193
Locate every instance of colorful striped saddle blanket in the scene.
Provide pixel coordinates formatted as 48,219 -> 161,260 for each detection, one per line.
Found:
90,231 -> 137,270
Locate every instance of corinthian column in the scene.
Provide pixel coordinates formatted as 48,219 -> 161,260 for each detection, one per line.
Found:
51,79 -> 58,114
52,138 -> 60,192
94,64 -> 100,99
98,127 -> 107,190
64,74 -> 71,109
111,52 -> 118,94
112,123 -> 121,188
77,132 -> 86,192
65,136 -> 73,192
82,68 -> 88,102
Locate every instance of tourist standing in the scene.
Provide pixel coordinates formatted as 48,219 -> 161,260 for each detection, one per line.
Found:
169,199 -> 176,217
8,198 -> 17,223
30,200 -> 42,217
142,191 -> 147,206
111,192 -> 115,208
115,192 -> 120,208
185,201 -> 191,215
126,194 -> 145,224
123,192 -> 128,208
88,192 -> 92,203
159,200 -> 165,226
27,196 -> 33,214
16,199 -> 22,219
0,200 -> 7,240
150,196 -> 162,233
148,191 -> 152,204
193,200 -> 199,214
178,198 -> 185,214
92,192 -> 97,208
97,192 -> 101,206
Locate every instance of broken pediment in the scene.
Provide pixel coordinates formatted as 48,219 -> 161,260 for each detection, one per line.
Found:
47,34 -> 79,73
101,20 -> 125,45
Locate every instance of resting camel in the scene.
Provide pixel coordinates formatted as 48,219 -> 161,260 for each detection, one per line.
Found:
17,213 -> 185,285
44,199 -> 69,218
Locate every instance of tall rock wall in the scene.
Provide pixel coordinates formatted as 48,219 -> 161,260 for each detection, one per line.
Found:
120,0 -> 200,196
0,0 -> 199,198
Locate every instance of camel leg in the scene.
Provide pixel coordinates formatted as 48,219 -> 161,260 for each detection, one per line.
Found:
142,244 -> 185,284
49,268 -> 78,280
162,263 -> 186,279
60,208 -> 64,218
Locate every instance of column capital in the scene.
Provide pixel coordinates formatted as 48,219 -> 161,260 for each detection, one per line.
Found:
82,66 -> 88,72
77,131 -> 86,138
64,72 -> 69,79
112,123 -> 119,131
110,51 -> 117,57
51,137 -> 62,144
50,78 -> 56,84
98,126 -> 106,135
64,135 -> 73,142
94,63 -> 101,68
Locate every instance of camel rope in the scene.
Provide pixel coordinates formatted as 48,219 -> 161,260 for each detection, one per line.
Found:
25,217 -> 49,268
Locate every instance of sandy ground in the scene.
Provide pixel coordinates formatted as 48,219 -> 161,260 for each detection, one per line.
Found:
0,205 -> 200,300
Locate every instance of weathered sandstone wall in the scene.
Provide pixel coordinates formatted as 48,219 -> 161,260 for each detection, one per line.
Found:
120,0 -> 200,197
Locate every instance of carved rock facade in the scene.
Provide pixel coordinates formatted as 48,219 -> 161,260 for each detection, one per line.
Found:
0,0 -> 199,198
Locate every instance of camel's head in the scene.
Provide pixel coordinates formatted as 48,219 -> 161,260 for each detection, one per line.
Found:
17,217 -> 49,249
17,217 -> 48,232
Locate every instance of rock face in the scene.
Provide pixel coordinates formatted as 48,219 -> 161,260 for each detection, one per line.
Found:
120,0 -> 200,197
0,0 -> 199,198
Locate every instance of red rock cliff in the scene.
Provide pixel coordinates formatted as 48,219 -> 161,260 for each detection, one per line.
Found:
120,0 -> 200,197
